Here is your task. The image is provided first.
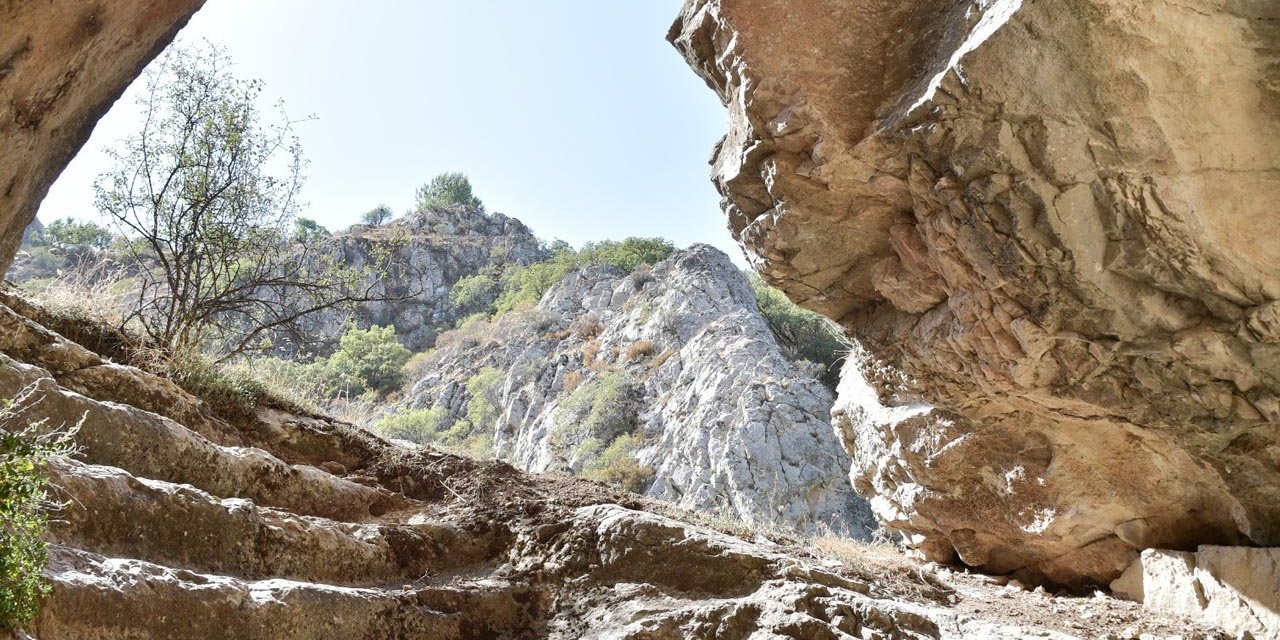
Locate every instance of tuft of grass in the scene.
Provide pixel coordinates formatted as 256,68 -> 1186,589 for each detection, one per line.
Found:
622,340 -> 656,361
0,401 -> 75,631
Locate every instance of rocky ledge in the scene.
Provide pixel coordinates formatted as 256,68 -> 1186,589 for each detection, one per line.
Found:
672,0 -> 1280,587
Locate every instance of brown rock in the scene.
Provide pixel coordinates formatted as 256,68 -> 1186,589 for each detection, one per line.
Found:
672,0 -> 1280,585
0,0 -> 205,274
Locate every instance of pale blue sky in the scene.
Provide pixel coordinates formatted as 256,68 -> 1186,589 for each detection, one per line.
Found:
39,1 -> 742,261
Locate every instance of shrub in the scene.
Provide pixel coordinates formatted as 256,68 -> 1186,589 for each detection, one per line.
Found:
623,340 -> 655,361
562,370 -> 584,393
749,273 -> 845,390
582,433 -> 654,494
372,405 -> 449,443
577,238 -> 674,272
361,205 -> 394,226
448,274 -> 499,316
322,325 -> 412,398
557,370 -> 639,445
416,172 -> 484,211
492,239 -> 676,316
0,404 -> 73,630
33,218 -> 113,250
463,367 -> 504,430
581,340 -> 601,367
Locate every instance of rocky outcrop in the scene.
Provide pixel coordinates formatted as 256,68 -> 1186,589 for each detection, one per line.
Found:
1,286 -> 1218,639
280,205 -> 545,355
1112,546 -> 1280,639
393,245 -> 874,535
672,0 -> 1280,586
0,0 -> 205,275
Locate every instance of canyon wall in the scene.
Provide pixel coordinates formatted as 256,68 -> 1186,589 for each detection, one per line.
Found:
672,0 -> 1280,586
0,0 -> 205,275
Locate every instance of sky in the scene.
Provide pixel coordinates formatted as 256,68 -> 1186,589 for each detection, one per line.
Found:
38,1 -> 743,262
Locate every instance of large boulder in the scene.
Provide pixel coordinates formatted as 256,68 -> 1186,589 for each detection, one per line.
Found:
671,0 -> 1280,586
0,0 -> 205,274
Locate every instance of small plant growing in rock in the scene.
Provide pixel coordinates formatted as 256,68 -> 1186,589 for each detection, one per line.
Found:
582,433 -> 654,494
623,340 -> 656,361
0,401 -> 74,631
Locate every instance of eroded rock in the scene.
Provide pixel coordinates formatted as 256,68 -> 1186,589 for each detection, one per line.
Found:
0,0 -> 205,274
672,0 -> 1280,585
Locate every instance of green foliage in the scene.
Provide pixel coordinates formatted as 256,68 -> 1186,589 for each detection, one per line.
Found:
448,274 -> 499,316
361,205 -> 394,226
32,218 -> 113,250
373,405 -> 449,442
0,406 -> 73,630
575,237 -> 675,273
371,366 -> 503,457
165,354 -> 276,422
492,238 -> 675,315
748,273 -> 845,389
556,370 -> 640,445
322,325 -> 412,398
293,217 -> 330,242
415,173 -> 484,211
463,366 -> 504,430
582,433 -> 654,493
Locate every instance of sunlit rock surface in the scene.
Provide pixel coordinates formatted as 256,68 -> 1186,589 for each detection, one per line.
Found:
672,0 -> 1280,586
0,0 -> 205,274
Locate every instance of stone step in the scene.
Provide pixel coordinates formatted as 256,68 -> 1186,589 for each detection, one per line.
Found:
0,360 -> 405,522
47,459 -> 503,585
30,547 -> 543,640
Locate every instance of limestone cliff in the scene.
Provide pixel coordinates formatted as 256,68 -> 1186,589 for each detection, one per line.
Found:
391,245 -> 874,535
0,0 -> 205,275
279,205 -> 546,355
671,0 -> 1280,586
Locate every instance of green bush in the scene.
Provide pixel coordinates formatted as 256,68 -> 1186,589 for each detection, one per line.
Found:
0,404 -> 72,630
556,370 -> 640,445
33,218 -> 113,250
582,433 -> 654,493
576,237 -> 674,272
322,325 -> 412,398
749,273 -> 845,389
361,205 -> 394,226
492,238 -> 676,315
373,405 -> 449,442
449,274 -> 499,316
416,173 -> 484,211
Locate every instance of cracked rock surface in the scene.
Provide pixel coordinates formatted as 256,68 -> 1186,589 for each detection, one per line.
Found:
395,245 -> 875,535
671,0 -> 1280,586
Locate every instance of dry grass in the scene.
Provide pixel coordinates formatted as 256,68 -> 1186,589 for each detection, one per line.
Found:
622,340 -> 656,361
808,534 -> 952,604
562,370 -> 585,393
581,339 -> 601,367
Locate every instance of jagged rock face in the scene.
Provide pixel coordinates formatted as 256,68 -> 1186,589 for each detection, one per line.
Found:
396,245 -> 875,535
281,206 -> 545,355
672,0 -> 1280,586
0,0 -> 204,275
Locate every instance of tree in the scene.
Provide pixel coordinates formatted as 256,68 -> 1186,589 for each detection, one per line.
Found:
361,205 -> 393,226
415,172 -> 484,211
292,218 -> 330,243
93,44 -> 411,360
33,218 -> 113,250
321,325 -> 411,397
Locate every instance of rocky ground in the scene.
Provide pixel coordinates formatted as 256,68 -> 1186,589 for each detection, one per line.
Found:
0,285 -> 1229,639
